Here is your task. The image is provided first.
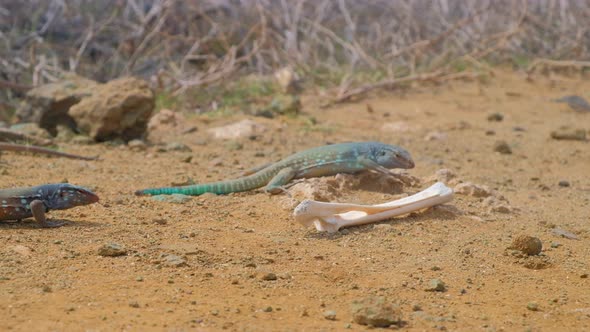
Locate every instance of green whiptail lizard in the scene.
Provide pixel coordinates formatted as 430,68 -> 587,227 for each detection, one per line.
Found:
135,141 -> 414,196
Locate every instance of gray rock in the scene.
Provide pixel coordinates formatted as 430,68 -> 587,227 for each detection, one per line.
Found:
558,180 -> 570,187
98,243 -> 127,257
151,194 -> 192,204
162,254 -> 187,267
323,310 -> 337,320
425,279 -> 446,292
351,296 -> 403,327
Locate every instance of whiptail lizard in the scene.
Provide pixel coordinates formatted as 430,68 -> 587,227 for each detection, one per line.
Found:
0,183 -> 99,227
0,142 -> 97,160
135,141 -> 414,196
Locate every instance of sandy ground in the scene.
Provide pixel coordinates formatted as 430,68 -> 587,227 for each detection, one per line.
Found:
0,70 -> 589,331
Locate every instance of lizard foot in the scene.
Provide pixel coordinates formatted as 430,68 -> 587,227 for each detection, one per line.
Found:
39,220 -> 66,228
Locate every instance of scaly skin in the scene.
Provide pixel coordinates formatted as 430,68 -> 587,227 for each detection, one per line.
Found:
0,183 -> 99,228
0,142 -> 97,160
136,141 -> 415,196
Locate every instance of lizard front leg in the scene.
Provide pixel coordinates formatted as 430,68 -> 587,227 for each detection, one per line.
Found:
264,167 -> 297,194
30,200 -> 64,228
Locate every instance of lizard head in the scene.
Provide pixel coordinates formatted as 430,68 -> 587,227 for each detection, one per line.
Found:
45,183 -> 99,210
373,143 -> 415,169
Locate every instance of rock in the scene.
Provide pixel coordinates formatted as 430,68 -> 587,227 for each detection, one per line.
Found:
487,113 -> 504,122
10,245 -> 33,257
482,196 -> 513,213
429,169 -> 456,183
159,142 -> 192,152
550,127 -> 586,141
15,74 -> 98,136
454,182 -> 493,197
208,119 -> 267,140
68,77 -> 154,141
551,227 -> 578,240
260,272 -> 277,281
424,131 -> 448,141
425,279 -> 446,292
351,296 -> 403,327
98,243 -> 127,257
558,180 -> 570,187
161,254 -> 187,267
150,194 -> 192,204
508,235 -> 542,256
323,310 -> 337,321
493,140 -> 512,154
127,139 -> 148,151
526,302 -> 539,311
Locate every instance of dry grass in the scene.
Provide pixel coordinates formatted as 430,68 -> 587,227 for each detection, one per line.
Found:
1,0 -> 589,106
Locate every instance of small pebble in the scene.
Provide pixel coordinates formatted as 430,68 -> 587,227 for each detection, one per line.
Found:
558,180 -> 570,187
161,254 -> 187,267
527,302 -> 539,311
487,113 -> 504,122
550,242 -> 561,248
97,243 -> 127,257
425,279 -> 446,292
581,273 -> 588,279
493,140 -> 512,154
129,301 -> 140,308
263,306 -> 273,312
323,310 -> 337,320
260,272 -> 277,281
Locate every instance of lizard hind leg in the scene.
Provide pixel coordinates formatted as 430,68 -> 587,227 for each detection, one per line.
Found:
264,167 -> 297,195
30,200 -> 64,228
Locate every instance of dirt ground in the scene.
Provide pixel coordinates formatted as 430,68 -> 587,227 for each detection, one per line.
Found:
1,69 -> 589,331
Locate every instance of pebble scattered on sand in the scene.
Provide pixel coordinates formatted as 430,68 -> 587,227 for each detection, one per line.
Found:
508,235 -> 542,256
493,140 -> 512,154
98,243 -> 127,257
487,112 -> 504,122
323,310 -> 337,320
425,279 -> 446,292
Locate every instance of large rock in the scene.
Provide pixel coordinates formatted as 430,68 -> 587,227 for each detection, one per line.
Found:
15,74 -> 97,135
68,77 -> 154,141
351,296 -> 403,327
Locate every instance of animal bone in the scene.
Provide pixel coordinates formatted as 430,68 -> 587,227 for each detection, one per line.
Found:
294,182 -> 453,233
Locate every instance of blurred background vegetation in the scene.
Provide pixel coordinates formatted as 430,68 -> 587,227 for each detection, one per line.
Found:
1,0 -> 589,113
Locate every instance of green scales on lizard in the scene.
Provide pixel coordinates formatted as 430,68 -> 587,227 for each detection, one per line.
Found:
135,141 -> 414,196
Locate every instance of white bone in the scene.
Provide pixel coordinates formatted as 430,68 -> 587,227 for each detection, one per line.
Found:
293,182 -> 453,233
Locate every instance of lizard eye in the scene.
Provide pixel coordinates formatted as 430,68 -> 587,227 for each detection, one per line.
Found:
379,150 -> 387,156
